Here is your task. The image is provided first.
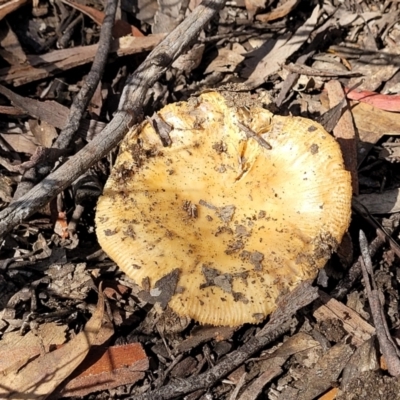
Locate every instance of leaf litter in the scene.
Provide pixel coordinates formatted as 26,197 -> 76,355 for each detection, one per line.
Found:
0,0 -> 400,399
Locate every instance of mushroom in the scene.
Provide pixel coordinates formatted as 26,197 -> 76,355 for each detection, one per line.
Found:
96,92 -> 351,327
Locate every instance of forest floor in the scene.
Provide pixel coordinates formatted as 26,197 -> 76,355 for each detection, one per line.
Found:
0,0 -> 400,399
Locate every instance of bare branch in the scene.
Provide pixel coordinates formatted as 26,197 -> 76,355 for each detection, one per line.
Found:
359,230 -> 400,377
0,0 -> 226,239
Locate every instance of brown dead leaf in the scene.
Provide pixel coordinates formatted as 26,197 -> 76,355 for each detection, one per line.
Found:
0,322 -> 67,373
256,0 -> 300,23
152,0 -> 181,34
177,325 -> 235,353
244,5 -> 319,89
238,368 -> 282,400
172,43 -> 205,74
54,211 -> 69,239
0,84 -> 68,129
0,22 -> 26,64
28,120 -> 58,148
0,287 -> 105,399
205,44 -> 245,74
356,190 -> 400,215
60,0 -> 144,38
0,133 -> 39,155
244,0 -> 266,16
351,101 -> 400,164
239,333 -> 320,399
326,80 -> 358,195
340,338 -> 379,394
280,342 -> 354,399
348,56 -> 400,92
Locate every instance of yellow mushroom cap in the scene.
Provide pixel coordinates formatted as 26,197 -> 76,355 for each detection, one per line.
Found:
96,92 -> 351,327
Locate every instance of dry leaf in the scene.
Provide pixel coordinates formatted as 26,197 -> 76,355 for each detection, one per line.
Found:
28,120 -> 58,148
0,84 -> 69,129
244,5 -> 319,89
351,101 -> 400,164
244,0 -> 266,16
0,288 -> 105,399
60,0 -> 143,37
256,0 -> 300,23
0,22 -> 26,64
238,368 -> 282,400
153,0 -> 181,34
0,133 -> 39,155
347,51 -> 400,92
205,44 -> 245,74
0,322 -> 67,373
340,338 -> 379,394
356,190 -> 400,215
172,43 -> 205,74
280,343 -> 354,399
326,80 -> 358,195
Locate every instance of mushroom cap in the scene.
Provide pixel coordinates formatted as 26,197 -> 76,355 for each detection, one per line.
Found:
96,92 -> 351,327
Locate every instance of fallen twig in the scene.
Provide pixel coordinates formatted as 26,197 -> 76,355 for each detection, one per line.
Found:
0,0 -> 226,239
331,197 -> 399,300
54,0 -> 117,150
134,282 -> 319,400
12,0 -> 118,201
331,234 -> 385,300
359,230 -> 400,377
283,62 -> 363,77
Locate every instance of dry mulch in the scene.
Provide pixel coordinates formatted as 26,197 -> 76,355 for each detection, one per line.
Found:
0,0 -> 400,399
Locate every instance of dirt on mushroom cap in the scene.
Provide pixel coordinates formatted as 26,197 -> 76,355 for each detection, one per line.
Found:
95,91 -> 352,327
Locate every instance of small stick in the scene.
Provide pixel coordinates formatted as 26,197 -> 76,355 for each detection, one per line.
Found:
0,0 -> 226,239
237,121 -> 272,150
359,230 -> 400,376
12,0 -> 118,201
283,62 -> 363,77
134,282 -> 318,400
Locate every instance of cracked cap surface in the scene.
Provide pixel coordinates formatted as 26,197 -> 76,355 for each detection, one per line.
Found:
96,92 -> 352,326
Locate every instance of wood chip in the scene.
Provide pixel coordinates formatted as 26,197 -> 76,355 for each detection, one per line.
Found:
238,367 -> 282,400
283,342 -> 354,400
314,291 -> 375,346
55,343 -> 148,397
